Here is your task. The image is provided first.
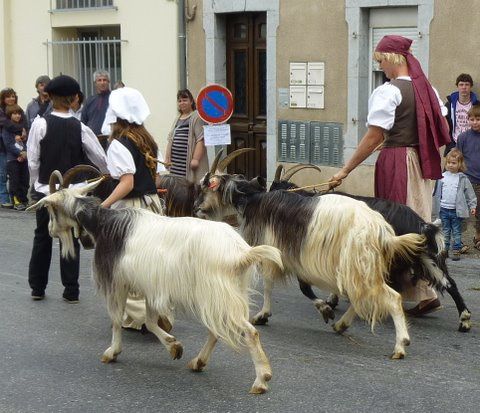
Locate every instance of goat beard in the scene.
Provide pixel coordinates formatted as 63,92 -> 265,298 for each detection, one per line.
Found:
56,229 -> 77,260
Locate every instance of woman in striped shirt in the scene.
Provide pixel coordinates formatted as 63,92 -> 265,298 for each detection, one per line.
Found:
165,89 -> 208,183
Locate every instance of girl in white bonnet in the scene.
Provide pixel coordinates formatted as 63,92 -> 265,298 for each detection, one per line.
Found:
101,87 -> 171,331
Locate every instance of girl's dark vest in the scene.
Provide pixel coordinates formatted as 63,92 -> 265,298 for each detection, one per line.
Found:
116,136 -> 156,199
38,114 -> 85,184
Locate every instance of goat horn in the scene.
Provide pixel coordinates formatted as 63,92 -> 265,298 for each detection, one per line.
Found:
282,164 -> 322,182
49,170 -> 64,194
209,148 -> 224,174
274,165 -> 284,182
216,148 -> 255,173
63,164 -> 102,187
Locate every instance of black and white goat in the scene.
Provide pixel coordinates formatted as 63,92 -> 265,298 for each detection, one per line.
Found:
195,173 -> 429,359
271,165 -> 472,333
27,175 -> 284,394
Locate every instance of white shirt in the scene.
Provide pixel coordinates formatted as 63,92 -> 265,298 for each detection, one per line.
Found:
27,111 -> 109,195
367,76 -> 448,130
440,171 -> 459,210
69,105 -> 83,121
106,139 -> 166,179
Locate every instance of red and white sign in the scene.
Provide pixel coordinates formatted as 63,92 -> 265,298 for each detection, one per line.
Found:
197,84 -> 234,124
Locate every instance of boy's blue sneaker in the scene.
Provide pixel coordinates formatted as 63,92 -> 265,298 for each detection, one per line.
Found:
1,202 -> 13,209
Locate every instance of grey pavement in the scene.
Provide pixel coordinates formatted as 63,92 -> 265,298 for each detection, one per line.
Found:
1,208 -> 480,413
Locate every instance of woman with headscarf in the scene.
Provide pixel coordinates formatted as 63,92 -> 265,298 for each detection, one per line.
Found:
330,35 -> 451,316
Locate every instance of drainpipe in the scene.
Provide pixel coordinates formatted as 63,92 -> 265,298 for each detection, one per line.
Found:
178,0 -> 187,89
178,0 -> 196,89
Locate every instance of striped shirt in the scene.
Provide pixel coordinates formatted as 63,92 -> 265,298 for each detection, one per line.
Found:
170,117 -> 190,177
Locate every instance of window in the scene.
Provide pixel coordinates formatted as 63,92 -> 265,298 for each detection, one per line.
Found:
47,27 -> 123,97
55,0 -> 114,10
368,7 -> 418,92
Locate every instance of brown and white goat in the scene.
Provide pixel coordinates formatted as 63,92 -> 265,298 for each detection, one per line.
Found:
194,173 -> 429,359
27,175 -> 284,394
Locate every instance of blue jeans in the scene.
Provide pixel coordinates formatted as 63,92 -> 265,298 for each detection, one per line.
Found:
440,207 -> 463,251
0,152 -> 11,204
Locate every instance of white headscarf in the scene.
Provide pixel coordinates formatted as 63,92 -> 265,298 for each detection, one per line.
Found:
103,87 -> 150,128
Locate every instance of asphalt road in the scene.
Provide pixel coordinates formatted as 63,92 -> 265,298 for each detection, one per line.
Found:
1,208 -> 479,413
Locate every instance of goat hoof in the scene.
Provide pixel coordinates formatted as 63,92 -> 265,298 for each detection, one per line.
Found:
390,351 -> 405,360
317,305 -> 335,323
187,357 -> 206,372
459,310 -> 471,332
332,322 -> 348,334
101,347 -> 120,363
458,322 -> 471,333
252,313 -> 271,325
169,341 -> 183,360
249,384 -> 268,394
101,353 -> 117,363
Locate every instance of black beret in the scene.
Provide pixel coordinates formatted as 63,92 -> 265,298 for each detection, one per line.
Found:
44,75 -> 80,96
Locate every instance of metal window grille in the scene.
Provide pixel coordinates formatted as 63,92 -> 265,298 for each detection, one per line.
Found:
55,0 -> 114,10
45,37 -> 125,97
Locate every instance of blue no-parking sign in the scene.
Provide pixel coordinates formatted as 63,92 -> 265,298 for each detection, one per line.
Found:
197,84 -> 234,124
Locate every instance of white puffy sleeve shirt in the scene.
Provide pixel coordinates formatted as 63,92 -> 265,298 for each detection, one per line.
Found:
366,76 -> 448,130
106,139 -> 166,179
27,111 -> 109,195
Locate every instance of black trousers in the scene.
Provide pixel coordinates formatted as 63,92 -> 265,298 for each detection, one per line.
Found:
28,206 -> 80,298
6,160 -> 29,203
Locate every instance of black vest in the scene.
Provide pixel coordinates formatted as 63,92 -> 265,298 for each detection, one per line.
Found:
117,136 -> 156,199
38,115 -> 85,184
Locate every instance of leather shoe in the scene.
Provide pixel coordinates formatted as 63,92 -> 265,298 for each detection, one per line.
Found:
405,298 -> 442,317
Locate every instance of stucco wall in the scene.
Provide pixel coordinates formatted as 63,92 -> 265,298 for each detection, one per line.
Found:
429,1 -> 480,100
0,0 -> 179,150
1,0 -> 51,109
277,0 -> 348,124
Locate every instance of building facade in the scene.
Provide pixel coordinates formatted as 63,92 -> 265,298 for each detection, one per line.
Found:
0,0 -> 180,147
186,0 -> 480,194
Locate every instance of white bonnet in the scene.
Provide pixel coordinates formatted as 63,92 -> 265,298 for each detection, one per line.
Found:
104,87 -> 150,125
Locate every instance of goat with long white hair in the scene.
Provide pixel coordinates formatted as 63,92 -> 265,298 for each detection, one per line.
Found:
28,176 -> 283,394
195,173 -> 429,359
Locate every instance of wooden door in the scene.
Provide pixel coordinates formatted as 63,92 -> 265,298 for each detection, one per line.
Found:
226,13 -> 267,179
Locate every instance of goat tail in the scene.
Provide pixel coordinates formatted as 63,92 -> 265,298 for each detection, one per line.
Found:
238,245 -> 284,281
387,233 -> 427,266
192,245 -> 282,352
340,232 -> 426,331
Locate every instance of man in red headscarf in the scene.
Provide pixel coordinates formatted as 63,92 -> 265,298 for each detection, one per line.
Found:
330,35 -> 451,316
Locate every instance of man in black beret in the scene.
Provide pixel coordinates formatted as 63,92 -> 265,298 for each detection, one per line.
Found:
26,75 -> 109,303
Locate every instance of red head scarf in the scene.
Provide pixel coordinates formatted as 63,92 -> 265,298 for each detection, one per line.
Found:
375,35 -> 450,179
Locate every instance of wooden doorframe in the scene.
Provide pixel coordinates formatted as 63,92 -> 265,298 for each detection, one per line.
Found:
202,1 -> 280,183
225,12 -> 267,179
